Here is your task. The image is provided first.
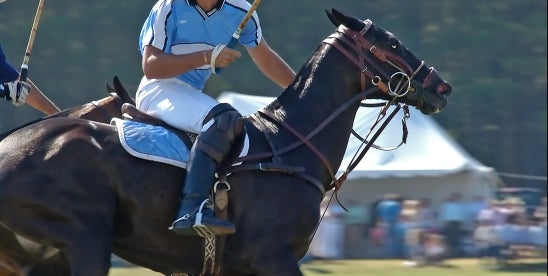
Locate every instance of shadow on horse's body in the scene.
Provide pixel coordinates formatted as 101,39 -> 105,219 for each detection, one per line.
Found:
0,9 -> 451,276
0,76 -> 134,276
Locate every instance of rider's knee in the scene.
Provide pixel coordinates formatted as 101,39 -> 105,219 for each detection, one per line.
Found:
197,104 -> 244,163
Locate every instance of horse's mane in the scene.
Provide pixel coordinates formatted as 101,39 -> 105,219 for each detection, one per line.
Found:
0,106 -> 83,141
263,43 -> 327,114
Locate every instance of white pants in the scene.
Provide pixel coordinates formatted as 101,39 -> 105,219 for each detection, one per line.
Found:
135,78 -> 218,133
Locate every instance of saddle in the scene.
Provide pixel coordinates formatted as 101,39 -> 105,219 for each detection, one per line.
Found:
120,103 -> 230,274
121,103 -> 194,147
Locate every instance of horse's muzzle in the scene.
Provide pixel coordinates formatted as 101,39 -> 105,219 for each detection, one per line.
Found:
405,67 -> 451,115
423,67 -> 452,97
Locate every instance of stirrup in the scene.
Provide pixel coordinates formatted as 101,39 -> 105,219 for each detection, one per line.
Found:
193,199 -> 215,238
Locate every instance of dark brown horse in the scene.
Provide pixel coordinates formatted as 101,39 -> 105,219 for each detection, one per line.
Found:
0,9 -> 451,275
0,76 -> 134,276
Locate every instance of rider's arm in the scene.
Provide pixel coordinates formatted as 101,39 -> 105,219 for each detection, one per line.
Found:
25,78 -> 61,115
247,38 -> 295,89
141,45 -> 209,79
142,45 -> 242,79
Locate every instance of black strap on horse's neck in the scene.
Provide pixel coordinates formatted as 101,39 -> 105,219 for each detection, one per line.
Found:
236,86 -> 379,164
231,86 -> 383,203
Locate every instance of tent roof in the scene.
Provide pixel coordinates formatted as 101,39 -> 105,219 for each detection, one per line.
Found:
218,92 -> 495,180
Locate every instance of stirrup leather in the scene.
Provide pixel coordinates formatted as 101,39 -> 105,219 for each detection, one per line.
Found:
193,199 -> 215,238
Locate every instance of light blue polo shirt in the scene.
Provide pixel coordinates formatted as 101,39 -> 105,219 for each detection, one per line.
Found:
139,0 -> 262,90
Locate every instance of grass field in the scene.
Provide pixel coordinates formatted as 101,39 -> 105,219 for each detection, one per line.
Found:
109,258 -> 547,276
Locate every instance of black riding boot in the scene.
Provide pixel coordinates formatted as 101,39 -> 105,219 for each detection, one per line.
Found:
170,147 -> 236,236
170,103 -> 243,237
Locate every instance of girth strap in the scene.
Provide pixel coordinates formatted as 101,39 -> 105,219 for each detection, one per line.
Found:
230,163 -> 326,196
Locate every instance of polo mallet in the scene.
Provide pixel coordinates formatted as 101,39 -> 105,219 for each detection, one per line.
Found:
215,0 -> 261,74
20,0 -> 45,83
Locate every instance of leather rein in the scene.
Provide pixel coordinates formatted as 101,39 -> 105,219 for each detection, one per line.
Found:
209,21 -> 423,275
230,20 -> 421,198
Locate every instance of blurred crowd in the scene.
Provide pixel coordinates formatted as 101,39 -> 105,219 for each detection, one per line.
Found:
308,192 -> 547,266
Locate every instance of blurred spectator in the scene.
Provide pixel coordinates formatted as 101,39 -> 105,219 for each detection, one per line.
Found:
400,202 -> 424,266
492,200 -> 510,226
416,198 -> 438,233
423,233 -> 447,265
439,192 -> 466,257
309,198 -> 345,260
344,200 -> 369,258
465,195 -> 487,231
505,197 -> 526,216
404,227 -> 426,266
376,194 -> 402,258
494,213 -> 516,245
473,219 -> 500,263
477,199 -> 498,225
369,196 -> 383,227
529,214 -> 547,256
368,218 -> 386,257
395,201 -> 420,258
533,197 -> 547,221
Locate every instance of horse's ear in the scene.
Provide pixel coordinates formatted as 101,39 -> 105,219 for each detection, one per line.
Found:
106,81 -> 115,93
329,8 -> 348,27
113,75 -> 136,105
325,9 -> 340,27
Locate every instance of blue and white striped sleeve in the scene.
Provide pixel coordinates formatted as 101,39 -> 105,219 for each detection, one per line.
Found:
239,10 -> 262,48
139,0 -> 176,53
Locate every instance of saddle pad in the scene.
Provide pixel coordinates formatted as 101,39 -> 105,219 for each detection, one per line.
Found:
111,118 -> 189,169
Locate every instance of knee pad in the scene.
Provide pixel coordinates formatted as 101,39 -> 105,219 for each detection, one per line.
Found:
197,104 -> 244,164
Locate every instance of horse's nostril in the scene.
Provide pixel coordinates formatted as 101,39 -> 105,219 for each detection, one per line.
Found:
437,83 -> 452,95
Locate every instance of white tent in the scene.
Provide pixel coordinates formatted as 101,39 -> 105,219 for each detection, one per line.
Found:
218,92 -> 502,209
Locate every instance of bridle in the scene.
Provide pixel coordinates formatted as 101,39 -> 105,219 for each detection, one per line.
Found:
324,20 -> 426,98
88,92 -> 126,122
211,20 -> 449,274
232,19 -> 424,195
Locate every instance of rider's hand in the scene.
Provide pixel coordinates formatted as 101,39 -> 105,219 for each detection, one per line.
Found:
209,45 -> 241,72
2,80 -> 30,106
216,47 -> 241,67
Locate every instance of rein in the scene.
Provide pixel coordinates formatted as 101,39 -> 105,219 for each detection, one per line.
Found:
351,104 -> 409,152
207,19 -> 432,275
233,19 -> 418,197
232,86 -> 380,196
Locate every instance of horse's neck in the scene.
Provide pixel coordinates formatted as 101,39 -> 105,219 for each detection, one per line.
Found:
265,46 -> 361,169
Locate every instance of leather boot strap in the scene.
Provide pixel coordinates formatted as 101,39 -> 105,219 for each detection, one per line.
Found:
201,181 -> 230,275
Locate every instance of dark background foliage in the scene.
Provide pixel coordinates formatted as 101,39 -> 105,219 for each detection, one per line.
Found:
0,0 -> 546,191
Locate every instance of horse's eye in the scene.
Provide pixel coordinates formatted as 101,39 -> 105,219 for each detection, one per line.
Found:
389,38 -> 400,49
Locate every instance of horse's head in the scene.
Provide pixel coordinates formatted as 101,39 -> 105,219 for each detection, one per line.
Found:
105,75 -> 136,106
326,9 -> 451,115
57,76 -> 135,123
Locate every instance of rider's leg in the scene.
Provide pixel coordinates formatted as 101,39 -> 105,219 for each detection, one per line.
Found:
171,103 -> 244,236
